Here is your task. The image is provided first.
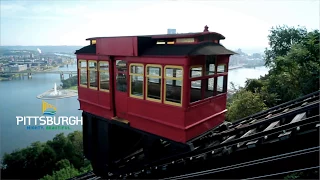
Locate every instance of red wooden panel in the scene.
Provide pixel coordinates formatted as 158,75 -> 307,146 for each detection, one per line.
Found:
96,37 -> 138,56
80,100 -> 113,120
188,56 -> 205,66
78,87 -> 114,119
184,94 -> 227,140
128,114 -> 187,142
77,54 -> 98,60
185,112 -> 225,141
114,56 -> 187,65
185,94 -> 226,126
127,98 -> 187,142
98,91 -> 112,114
127,98 -> 185,127
217,55 -> 230,64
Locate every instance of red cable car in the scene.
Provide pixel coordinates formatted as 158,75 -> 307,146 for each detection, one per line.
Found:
75,26 -> 235,175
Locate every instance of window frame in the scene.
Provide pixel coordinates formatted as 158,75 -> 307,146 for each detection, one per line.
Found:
129,63 -> 144,99
164,65 -> 183,107
78,60 -> 88,88
216,74 -> 228,94
205,55 -> 216,76
204,77 -> 215,98
190,65 -> 203,78
189,65 -> 203,103
145,64 -> 163,103
187,61 -> 229,106
98,61 -> 110,92
217,64 -> 227,73
88,60 -> 98,90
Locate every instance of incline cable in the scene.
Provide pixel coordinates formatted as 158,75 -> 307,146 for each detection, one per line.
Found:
243,166 -> 320,180
163,146 -> 320,180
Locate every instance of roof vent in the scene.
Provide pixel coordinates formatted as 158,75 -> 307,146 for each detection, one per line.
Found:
203,25 -> 209,32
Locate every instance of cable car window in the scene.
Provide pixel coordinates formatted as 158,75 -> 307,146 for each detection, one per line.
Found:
190,66 -> 202,78
129,63 -> 144,98
205,55 -> 216,75
165,67 -> 182,86
78,60 -> 87,87
190,65 -> 203,103
190,80 -> 202,103
164,66 -> 183,106
146,65 -> 162,102
217,64 -> 226,73
88,60 -> 98,89
99,61 -> 109,92
116,60 -> 127,92
217,76 -> 227,94
204,77 -> 215,98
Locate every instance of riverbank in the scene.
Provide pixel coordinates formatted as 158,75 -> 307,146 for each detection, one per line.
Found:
0,77 -> 10,81
229,65 -> 244,70
37,88 -> 78,100
66,86 -> 78,90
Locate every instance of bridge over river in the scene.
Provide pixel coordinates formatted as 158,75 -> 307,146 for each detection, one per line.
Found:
2,70 -> 77,80
4,70 -> 77,74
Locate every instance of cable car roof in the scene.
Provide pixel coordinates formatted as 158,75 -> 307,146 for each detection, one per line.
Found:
141,42 -> 236,56
75,42 -> 236,56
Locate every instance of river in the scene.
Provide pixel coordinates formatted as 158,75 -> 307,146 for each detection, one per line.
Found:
0,65 -> 269,158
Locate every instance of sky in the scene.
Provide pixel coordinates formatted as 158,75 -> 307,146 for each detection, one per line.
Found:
0,0 -> 319,52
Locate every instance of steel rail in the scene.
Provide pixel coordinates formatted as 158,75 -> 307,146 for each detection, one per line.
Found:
113,114 -> 319,178
162,146 -> 320,179
231,90 -> 320,126
135,106 -> 319,171
243,166 -> 320,180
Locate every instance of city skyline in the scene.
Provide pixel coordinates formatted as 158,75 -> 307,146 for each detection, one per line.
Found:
1,0 -> 319,51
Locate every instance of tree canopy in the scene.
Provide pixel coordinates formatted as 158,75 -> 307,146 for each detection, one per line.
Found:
1,131 -> 92,179
261,26 -> 319,104
226,25 -> 319,178
227,25 -> 319,122
61,75 -> 78,89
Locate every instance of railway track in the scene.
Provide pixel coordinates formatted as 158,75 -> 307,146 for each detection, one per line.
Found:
68,171 -> 101,180
70,91 -> 320,179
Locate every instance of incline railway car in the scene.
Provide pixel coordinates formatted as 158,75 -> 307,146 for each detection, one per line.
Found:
75,26 -> 235,176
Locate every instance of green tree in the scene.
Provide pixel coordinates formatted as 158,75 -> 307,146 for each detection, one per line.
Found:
61,75 -> 78,89
1,131 -> 91,179
230,25 -> 319,178
246,26 -> 319,105
41,166 -> 81,180
226,90 -> 267,122
55,159 -> 72,170
264,25 -> 308,68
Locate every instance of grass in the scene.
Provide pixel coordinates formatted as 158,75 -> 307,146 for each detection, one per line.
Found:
67,86 -> 78,90
0,77 -> 10,81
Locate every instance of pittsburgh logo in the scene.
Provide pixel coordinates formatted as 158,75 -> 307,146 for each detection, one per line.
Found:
42,100 -> 57,115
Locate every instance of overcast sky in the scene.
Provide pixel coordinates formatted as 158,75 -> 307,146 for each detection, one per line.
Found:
1,0 -> 319,51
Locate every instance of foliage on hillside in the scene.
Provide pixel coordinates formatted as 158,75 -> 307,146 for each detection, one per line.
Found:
226,89 -> 267,121
61,75 -> 78,89
227,25 -> 319,122
1,131 -> 92,179
226,25 -> 319,178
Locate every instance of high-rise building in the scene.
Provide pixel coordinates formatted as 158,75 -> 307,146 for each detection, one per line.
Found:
167,29 -> 176,34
